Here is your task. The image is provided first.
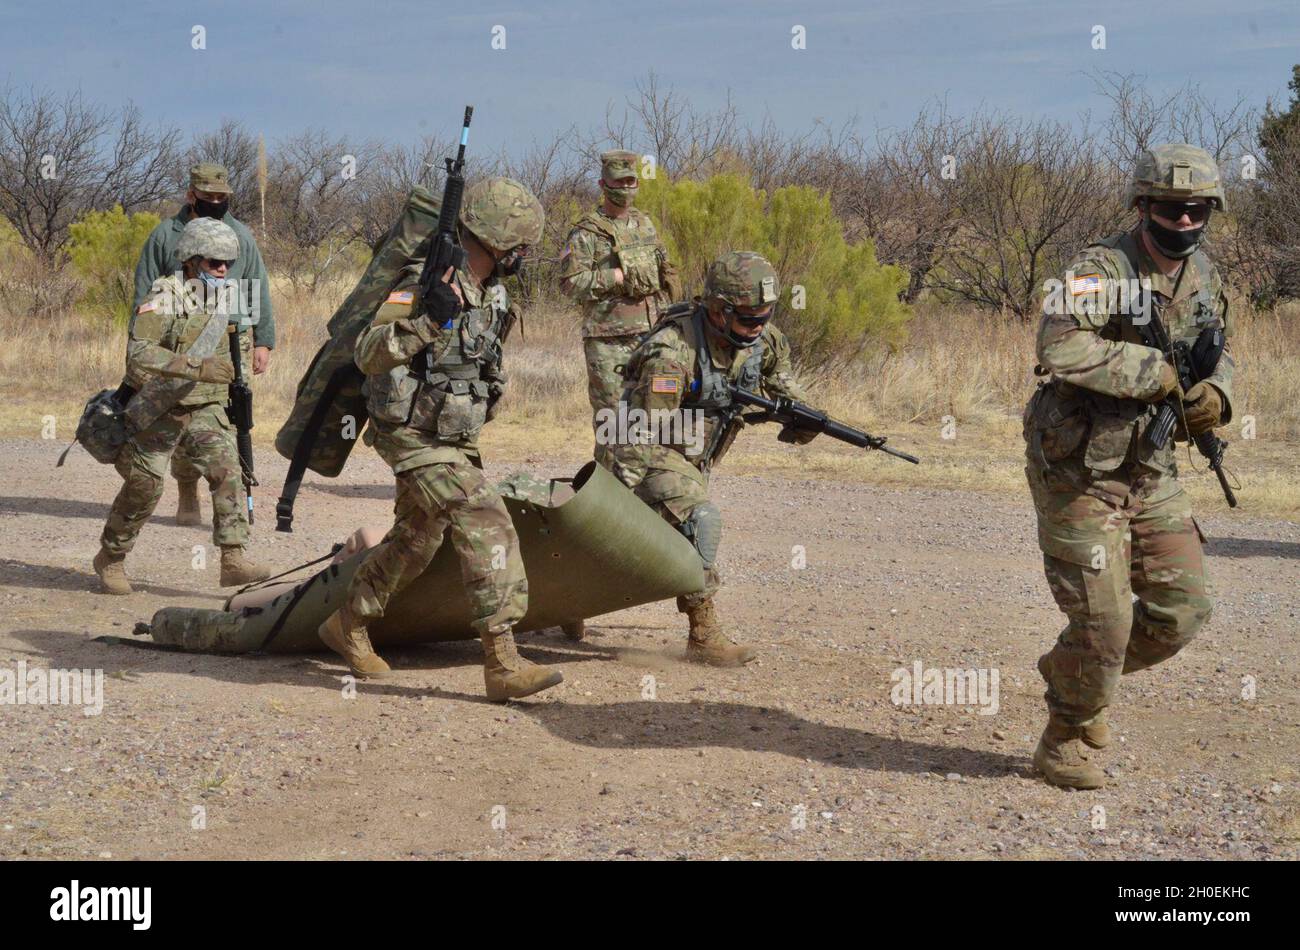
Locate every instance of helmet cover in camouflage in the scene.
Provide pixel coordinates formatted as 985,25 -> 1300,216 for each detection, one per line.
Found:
600,149 -> 640,182
190,162 -> 233,195
1127,143 -> 1226,212
704,251 -> 780,308
176,217 -> 240,263
459,177 -> 544,253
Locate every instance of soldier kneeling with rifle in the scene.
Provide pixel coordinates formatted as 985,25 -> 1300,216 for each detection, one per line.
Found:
611,251 -> 915,666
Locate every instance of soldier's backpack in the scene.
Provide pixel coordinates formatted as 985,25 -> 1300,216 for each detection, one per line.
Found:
272,186 -> 443,531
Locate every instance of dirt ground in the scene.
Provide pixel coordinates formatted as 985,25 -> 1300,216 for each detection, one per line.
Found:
1,436 -> 1297,861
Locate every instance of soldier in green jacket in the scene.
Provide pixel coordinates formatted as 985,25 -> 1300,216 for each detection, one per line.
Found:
315,178 -> 564,702
1024,144 -> 1234,789
132,163 -> 274,528
560,149 -> 680,468
96,218 -> 271,594
611,251 -> 815,666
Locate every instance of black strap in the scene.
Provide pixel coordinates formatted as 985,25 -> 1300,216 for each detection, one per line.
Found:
255,566 -> 331,653
231,544 -> 343,597
276,362 -> 363,532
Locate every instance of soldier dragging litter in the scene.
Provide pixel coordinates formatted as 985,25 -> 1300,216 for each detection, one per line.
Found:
314,177 -> 566,702
1025,144 -> 1235,789
93,218 -> 271,594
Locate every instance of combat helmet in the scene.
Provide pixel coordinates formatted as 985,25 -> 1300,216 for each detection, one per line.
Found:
1127,143 -> 1226,212
459,177 -> 545,253
176,217 -> 239,263
703,251 -> 780,309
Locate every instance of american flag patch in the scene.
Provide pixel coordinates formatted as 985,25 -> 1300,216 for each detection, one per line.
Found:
1069,274 -> 1102,296
386,290 -> 415,305
650,376 -> 679,394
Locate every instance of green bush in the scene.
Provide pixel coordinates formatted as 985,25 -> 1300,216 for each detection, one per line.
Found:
67,206 -> 159,325
638,172 -> 911,371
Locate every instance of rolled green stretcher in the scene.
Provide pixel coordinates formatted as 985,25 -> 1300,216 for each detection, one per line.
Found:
138,462 -> 705,654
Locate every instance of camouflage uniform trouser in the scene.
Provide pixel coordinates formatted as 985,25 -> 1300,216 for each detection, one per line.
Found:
101,402 -> 247,556
584,334 -> 641,469
631,466 -> 719,611
345,461 -> 528,638
170,427 -> 206,483
1026,458 -> 1212,727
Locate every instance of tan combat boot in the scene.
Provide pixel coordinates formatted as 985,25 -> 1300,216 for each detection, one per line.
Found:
175,479 -> 203,526
219,546 -> 272,587
1080,710 -> 1112,749
684,598 -> 755,667
482,628 -> 563,701
561,620 -> 586,642
317,606 -> 391,679
1033,716 -> 1106,789
93,548 -> 133,596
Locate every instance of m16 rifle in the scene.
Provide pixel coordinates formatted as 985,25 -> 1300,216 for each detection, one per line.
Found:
728,384 -> 920,464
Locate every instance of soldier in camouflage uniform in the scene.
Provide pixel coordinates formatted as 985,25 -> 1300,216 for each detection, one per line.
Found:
94,218 -> 271,594
316,177 -> 565,702
560,149 -> 680,468
611,251 -> 815,666
1025,144 -> 1234,788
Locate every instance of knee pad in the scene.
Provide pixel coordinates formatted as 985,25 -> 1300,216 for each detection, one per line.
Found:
678,502 -> 722,570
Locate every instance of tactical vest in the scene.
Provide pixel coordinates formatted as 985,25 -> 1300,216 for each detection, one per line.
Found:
365,288 -> 514,444
1030,232 -> 1220,475
576,209 -> 663,298
628,307 -> 764,471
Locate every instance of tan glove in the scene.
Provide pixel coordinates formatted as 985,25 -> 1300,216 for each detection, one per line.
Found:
197,356 -> 235,384
1150,361 -> 1180,402
778,423 -> 819,445
1180,381 -> 1224,437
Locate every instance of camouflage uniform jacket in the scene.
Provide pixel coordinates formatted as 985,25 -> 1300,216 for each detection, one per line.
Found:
615,306 -> 806,488
355,266 -> 512,474
133,208 -> 275,348
560,206 -> 680,338
1028,228 -> 1234,477
127,274 -> 253,409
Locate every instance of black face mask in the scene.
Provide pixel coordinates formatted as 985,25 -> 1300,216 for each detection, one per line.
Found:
193,197 -> 229,220
494,249 -> 525,279
1145,211 -> 1207,260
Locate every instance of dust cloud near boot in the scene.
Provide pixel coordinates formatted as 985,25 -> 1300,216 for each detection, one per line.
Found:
93,548 -> 133,596
175,479 -> 203,527
482,627 -> 563,702
1033,716 -> 1106,789
219,545 -> 271,587
684,598 -> 754,667
317,606 -> 391,679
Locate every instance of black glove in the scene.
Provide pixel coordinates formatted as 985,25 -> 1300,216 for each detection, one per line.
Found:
778,422 -> 818,445
421,277 -> 462,329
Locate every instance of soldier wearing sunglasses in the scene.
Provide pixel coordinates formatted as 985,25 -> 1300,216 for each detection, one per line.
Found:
1024,144 -> 1235,789
611,251 -> 815,666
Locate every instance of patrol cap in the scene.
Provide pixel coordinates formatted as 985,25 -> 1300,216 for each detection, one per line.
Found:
600,149 -> 640,182
704,251 -> 780,308
190,162 -> 233,195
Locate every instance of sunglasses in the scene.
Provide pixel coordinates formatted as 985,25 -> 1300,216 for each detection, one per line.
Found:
1149,201 -> 1211,225
202,258 -> 234,269
721,303 -> 774,328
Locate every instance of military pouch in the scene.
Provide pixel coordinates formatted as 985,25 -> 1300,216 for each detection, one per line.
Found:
1023,385 -> 1088,466
618,244 -> 661,297
1083,400 -> 1146,473
365,366 -> 421,426
408,378 -> 489,440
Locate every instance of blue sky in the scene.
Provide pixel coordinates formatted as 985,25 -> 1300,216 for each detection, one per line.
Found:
2,0 -> 1297,155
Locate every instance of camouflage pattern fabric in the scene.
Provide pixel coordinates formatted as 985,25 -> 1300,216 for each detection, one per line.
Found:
274,186 -> 443,477
1126,143 -> 1226,210
459,177 -> 544,253
704,250 -> 780,307
344,460 -> 527,638
1026,224 -> 1230,727
101,403 -> 247,556
560,207 -> 679,338
583,334 -> 641,467
613,307 -> 808,609
600,149 -> 639,182
1034,229 -> 1234,475
189,162 -> 233,195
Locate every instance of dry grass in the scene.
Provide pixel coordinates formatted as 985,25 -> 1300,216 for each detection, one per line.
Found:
3,272 -> 1297,519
